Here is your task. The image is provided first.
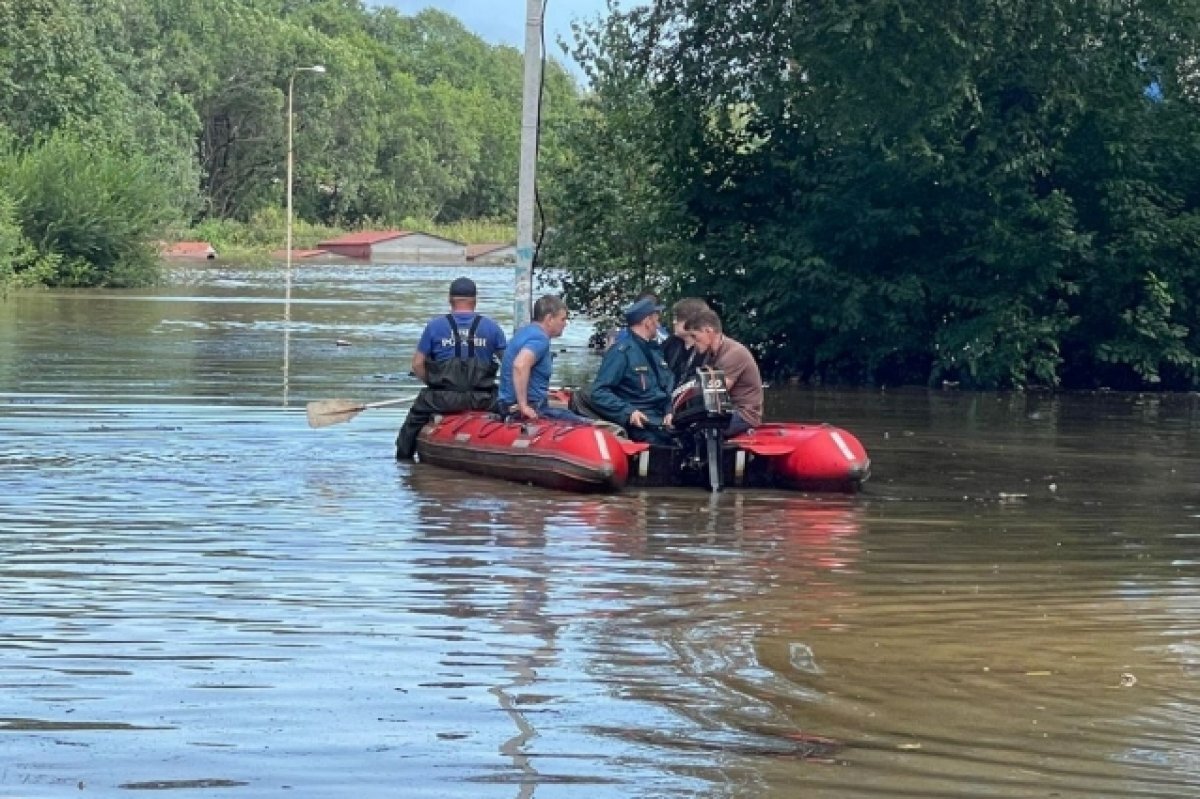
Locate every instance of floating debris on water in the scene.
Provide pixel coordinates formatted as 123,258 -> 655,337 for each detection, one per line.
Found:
789,642 -> 823,675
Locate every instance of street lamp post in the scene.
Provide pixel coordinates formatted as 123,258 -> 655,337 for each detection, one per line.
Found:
284,64 -> 325,406
285,64 -> 326,297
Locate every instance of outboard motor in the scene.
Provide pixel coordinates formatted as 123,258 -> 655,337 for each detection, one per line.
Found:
671,367 -> 733,491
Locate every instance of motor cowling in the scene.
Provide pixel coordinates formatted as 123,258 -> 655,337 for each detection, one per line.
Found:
671,367 -> 734,433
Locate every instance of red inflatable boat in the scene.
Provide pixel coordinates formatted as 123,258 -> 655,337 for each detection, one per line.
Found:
415,413 -> 870,494
416,412 -> 634,492
416,368 -> 870,493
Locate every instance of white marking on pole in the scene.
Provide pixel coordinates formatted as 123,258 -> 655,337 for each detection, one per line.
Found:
638,451 -> 649,478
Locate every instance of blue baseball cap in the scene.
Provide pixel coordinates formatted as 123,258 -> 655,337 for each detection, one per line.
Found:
449,276 -> 476,297
624,297 -> 664,325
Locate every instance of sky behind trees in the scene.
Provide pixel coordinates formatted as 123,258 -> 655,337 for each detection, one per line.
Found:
372,0 -> 623,76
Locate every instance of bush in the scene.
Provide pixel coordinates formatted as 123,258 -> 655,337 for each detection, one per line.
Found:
0,189 -> 56,293
0,131 -> 178,287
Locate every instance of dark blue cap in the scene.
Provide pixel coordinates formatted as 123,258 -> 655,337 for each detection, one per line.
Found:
624,297 -> 664,325
449,276 -> 476,297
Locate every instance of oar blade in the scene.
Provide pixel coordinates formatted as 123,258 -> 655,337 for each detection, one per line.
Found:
306,398 -> 366,429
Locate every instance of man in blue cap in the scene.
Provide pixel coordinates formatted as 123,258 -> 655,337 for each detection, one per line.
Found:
396,276 -> 507,460
585,297 -> 676,445
611,290 -> 669,348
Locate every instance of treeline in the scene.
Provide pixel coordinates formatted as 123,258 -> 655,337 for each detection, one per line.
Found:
0,0 -> 581,288
545,0 -> 1200,390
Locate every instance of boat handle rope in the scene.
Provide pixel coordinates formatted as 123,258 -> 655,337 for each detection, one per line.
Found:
549,425 -> 585,441
474,420 -> 506,438
447,415 -> 475,434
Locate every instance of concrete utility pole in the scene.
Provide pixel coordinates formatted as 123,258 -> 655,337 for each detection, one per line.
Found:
514,0 -> 543,331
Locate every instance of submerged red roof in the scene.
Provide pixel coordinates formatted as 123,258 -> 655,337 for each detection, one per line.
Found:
162,241 -> 217,258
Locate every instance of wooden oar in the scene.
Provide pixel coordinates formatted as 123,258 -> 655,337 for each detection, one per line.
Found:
306,395 -> 419,429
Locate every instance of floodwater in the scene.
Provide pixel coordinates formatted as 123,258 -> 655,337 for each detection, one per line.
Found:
2,262 -> 1200,798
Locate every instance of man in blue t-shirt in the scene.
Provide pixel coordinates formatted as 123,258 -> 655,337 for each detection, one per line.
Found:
396,277 -> 507,460
497,294 -> 590,423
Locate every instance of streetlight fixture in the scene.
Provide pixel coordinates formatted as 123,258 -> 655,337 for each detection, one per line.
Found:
284,64 -> 325,406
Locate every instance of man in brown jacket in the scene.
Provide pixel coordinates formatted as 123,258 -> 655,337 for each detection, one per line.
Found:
684,308 -> 763,436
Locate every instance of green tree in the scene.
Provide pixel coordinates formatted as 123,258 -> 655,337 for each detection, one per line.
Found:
0,0 -> 126,139
542,3 -> 689,328
550,0 -> 1200,389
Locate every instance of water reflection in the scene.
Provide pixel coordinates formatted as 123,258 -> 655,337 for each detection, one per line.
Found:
404,468 -> 560,793
560,493 -> 863,775
396,474 -> 1200,798
400,467 -> 869,793
566,491 -> 862,578
283,293 -> 292,408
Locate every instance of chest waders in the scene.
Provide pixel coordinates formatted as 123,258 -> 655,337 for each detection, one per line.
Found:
396,314 -> 499,460
424,314 -> 498,392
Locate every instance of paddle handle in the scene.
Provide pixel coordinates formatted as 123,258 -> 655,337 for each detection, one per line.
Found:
363,395 -> 420,410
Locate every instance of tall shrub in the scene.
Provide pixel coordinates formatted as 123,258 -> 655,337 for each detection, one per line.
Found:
0,131 -> 178,287
0,190 -> 56,292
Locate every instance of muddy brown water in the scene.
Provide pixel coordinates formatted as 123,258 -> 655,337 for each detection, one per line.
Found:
2,262 -> 1200,797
